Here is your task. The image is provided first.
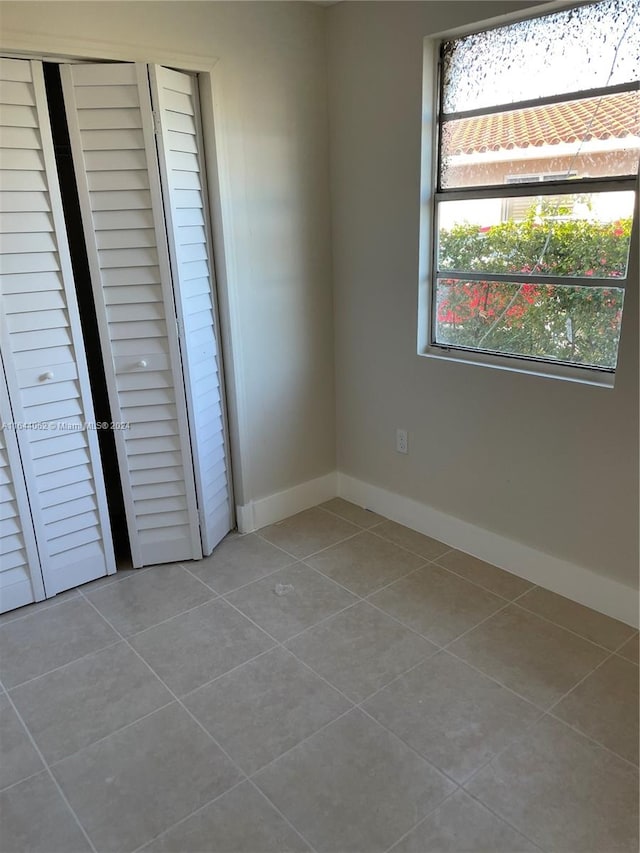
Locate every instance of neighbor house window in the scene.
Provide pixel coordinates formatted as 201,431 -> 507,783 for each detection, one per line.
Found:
429,0 -> 639,376
502,174 -> 578,222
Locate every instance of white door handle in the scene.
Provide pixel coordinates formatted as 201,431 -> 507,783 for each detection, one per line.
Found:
40,371 -> 54,381
136,360 -> 147,369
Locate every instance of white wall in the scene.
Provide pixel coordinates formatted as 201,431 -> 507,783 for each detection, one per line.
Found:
327,0 -> 639,589
0,0 -> 336,508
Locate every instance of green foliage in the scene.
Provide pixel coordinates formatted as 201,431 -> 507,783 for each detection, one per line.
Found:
436,216 -> 631,368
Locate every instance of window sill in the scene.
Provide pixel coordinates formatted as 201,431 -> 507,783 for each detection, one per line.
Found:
420,344 -> 616,388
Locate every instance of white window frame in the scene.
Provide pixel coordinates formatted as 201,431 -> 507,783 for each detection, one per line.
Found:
418,10 -> 640,388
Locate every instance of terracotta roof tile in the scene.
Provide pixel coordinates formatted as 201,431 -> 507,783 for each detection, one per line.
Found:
444,91 -> 639,155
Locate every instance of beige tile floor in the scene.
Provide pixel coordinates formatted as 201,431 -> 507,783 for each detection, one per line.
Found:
1,498 -> 638,853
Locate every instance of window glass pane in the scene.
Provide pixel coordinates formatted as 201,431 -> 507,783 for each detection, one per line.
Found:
434,279 -> 623,369
442,0 -> 639,113
440,91 -> 640,189
438,191 -> 634,278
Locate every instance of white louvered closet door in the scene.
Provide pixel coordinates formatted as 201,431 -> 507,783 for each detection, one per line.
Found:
60,62 -> 202,567
0,353 -> 45,612
0,58 -> 115,599
149,66 -> 232,556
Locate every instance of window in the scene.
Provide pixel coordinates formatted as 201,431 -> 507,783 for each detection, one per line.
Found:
426,0 -> 639,380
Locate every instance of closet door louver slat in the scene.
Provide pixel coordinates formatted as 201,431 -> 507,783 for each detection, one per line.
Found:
0,58 -> 116,601
61,62 -> 202,566
150,65 -> 232,555
0,353 -> 45,611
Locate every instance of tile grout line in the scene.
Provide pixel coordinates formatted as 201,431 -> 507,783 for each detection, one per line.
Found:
294,561 -> 441,646
177,646 -> 278,701
0,766 -> 50,796
245,778 -> 322,853
297,552 -> 426,598
508,598 -> 637,655
458,785 -> 549,853
179,561 -> 417,812
441,646 -> 550,714
122,593 -> 223,640
182,566 -> 458,764
340,564 -> 634,809
357,524 -> 457,567
449,705 -> 547,792
180,563 -> 361,711
544,709 -> 639,770
454,667 -> 637,797
254,527 -> 363,562
3,637 -> 124,693
247,705 -> 354,777
318,510 -> 385,531
453,626 -> 640,798
200,529 -> 299,561
614,647 -> 639,666
285,539 -> 532,682
429,554 -> 533,601
128,778 -> 247,853
44,698 -> 178,770
0,590 -> 82,626
324,507 -> 542,609
189,560 -> 366,649
48,699 -> 180,771
263,598 -> 361,646
357,586 -> 547,714
433,581 -> 617,709
180,564 -> 468,799
0,681 -> 99,853
544,628 -> 636,715
379,788 -> 461,853
358,561 -> 431,598
285,550 -> 541,704
363,514 -> 634,643
380,780 -> 545,853
179,563 -> 468,804
76,588 -> 319,853
77,589 -> 252,774
536,631 -> 640,769
441,583 -> 537,645
201,557 -> 300,597
355,703 -> 463,790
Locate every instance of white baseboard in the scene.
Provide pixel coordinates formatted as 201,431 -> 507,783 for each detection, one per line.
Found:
236,472 -> 338,534
235,469 -> 637,626
338,473 -> 639,628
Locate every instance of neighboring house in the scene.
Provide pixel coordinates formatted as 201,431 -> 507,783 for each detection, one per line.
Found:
440,89 -> 638,227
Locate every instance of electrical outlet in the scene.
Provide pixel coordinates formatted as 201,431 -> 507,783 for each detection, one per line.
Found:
396,428 -> 408,454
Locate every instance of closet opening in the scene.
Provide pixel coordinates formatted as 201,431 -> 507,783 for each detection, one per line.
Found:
42,62 -> 131,567
1,54 -> 234,612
